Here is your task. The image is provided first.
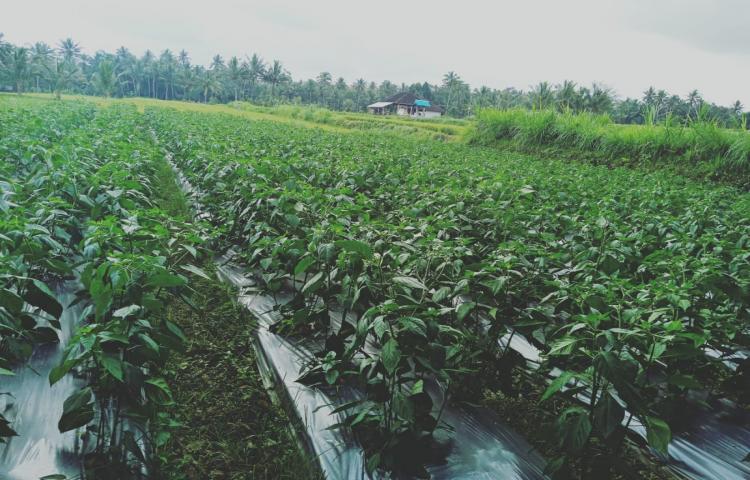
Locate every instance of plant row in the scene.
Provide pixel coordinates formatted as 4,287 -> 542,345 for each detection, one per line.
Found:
147,106 -> 749,477
0,99 -> 205,477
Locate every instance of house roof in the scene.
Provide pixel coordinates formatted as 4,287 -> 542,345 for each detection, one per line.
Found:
367,101 -> 393,108
382,92 -> 443,112
383,92 -> 419,105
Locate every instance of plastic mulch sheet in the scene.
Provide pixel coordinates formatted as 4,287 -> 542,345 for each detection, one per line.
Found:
630,401 -> 750,479
216,260 -> 548,480
0,283 -> 87,480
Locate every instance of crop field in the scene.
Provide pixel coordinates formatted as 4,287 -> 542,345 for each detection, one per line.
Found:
0,97 -> 213,477
1,95 -> 749,479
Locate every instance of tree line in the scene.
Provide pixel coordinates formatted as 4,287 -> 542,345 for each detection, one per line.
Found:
0,34 -> 746,127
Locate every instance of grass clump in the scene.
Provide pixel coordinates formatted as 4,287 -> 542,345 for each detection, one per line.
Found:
470,108 -> 750,187
160,271 -> 322,480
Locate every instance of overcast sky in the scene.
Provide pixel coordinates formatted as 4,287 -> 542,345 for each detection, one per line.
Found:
4,0 -> 749,106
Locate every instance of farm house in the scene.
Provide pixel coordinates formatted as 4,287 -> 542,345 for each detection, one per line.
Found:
367,92 -> 444,118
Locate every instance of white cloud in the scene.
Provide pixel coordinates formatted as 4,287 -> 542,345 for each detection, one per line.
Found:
3,0 -> 749,106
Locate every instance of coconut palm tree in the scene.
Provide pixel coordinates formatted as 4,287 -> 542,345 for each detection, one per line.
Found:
210,54 -> 225,71
2,46 -> 30,94
731,100 -> 743,116
353,78 -> 367,110
197,67 -> 221,103
316,71 -> 333,107
246,53 -> 265,100
686,89 -> 703,121
0,33 -> 9,65
531,81 -> 554,110
556,80 -> 579,112
442,71 -> 461,115
142,50 -> 156,98
122,59 -> 145,97
58,38 -> 81,62
92,59 -> 116,97
472,85 -> 493,111
334,77 -> 347,109
178,49 -> 190,68
587,83 -> 613,114
159,49 -> 176,100
112,47 -> 136,96
226,56 -> 243,101
30,42 -> 54,92
176,63 -> 196,100
45,58 -> 78,99
263,60 -> 288,100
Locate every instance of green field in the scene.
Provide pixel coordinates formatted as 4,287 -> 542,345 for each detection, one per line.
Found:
2,94 -> 749,479
228,102 -> 471,140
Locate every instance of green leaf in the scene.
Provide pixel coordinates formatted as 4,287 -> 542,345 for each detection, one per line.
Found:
594,392 -> 625,438
113,304 -> 141,318
145,378 -> 173,404
557,407 -> 592,453
98,332 -> 129,345
549,336 -> 578,355
371,316 -> 387,340
381,338 -> 401,374
456,301 -> 476,321
0,288 -> 24,314
334,240 -> 373,259
23,280 -> 62,319
139,333 -> 160,355
668,373 -> 701,390
49,357 -> 79,386
58,388 -> 94,433
325,369 -> 339,384
487,276 -> 509,295
366,452 -> 381,475
0,367 -> 15,376
180,264 -> 211,280
284,213 -> 300,227
432,286 -> 451,303
165,320 -> 187,343
393,276 -> 427,290
89,274 -> 113,321
411,379 -> 424,395
301,271 -> 324,295
398,316 -> 427,337
645,416 -> 671,455
294,256 -> 315,276
593,351 -> 644,410
101,353 -> 124,381
147,271 -> 187,288
182,244 -> 198,258
540,371 -> 574,402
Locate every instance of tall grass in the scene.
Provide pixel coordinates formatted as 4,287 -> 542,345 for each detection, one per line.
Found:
470,108 -> 750,186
